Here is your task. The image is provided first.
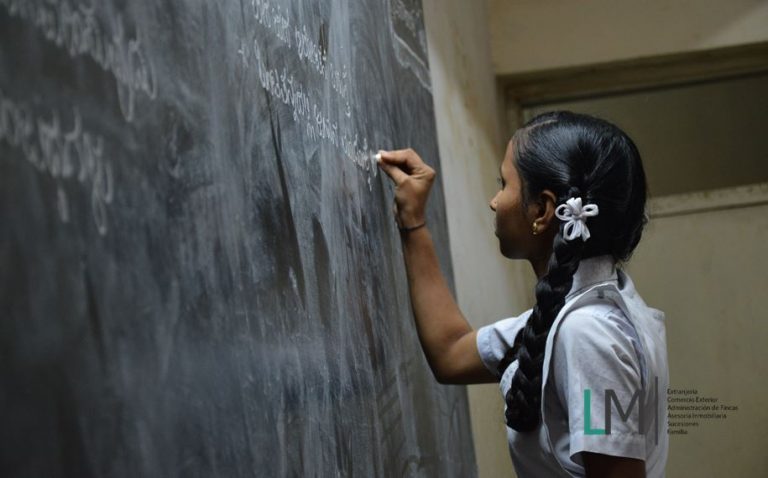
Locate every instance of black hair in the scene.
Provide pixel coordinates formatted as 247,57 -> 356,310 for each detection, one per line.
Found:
499,110 -> 648,432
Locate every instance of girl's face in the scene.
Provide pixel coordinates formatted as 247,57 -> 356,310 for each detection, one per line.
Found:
489,140 -> 536,259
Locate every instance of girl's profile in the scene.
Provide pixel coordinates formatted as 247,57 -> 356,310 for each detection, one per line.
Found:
377,110 -> 669,478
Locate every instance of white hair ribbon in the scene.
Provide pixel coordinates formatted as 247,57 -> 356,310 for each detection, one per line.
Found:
554,197 -> 599,241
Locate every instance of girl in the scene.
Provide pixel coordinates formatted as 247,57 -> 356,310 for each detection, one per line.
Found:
376,111 -> 669,478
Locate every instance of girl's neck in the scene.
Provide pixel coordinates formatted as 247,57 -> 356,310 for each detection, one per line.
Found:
530,251 -> 551,280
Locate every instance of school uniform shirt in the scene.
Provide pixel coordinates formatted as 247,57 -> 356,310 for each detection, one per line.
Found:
476,254 -> 669,478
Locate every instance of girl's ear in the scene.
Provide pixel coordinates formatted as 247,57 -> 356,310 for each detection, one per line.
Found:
533,189 -> 558,232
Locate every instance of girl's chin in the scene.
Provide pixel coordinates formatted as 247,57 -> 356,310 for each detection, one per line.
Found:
497,240 -> 521,260
497,240 -> 510,256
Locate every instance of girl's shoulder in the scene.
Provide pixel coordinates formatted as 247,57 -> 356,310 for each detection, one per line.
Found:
549,292 -> 648,396
555,302 -> 639,356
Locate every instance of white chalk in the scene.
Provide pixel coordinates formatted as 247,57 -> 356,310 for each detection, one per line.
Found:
374,153 -> 381,161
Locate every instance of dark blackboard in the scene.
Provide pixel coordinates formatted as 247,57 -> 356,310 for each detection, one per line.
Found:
0,0 -> 476,476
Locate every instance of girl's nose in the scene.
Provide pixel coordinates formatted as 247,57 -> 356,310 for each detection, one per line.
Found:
489,197 -> 497,211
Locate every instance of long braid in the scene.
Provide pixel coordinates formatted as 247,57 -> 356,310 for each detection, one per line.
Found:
496,110 -> 648,431
504,186 -> 587,432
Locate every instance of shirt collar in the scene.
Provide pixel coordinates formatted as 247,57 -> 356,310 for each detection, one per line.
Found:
565,254 -> 618,301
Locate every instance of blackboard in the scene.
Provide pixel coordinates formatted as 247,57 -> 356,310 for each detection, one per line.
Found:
0,0 -> 476,476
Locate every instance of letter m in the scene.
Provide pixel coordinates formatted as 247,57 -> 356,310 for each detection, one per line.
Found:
605,389 -> 641,435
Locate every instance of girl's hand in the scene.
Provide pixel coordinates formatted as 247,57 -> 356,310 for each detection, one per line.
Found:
377,149 -> 436,229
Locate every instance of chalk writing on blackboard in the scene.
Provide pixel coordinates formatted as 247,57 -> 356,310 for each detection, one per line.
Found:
0,90 -> 113,234
243,0 -> 378,189
250,0 -> 350,108
0,0 -> 156,122
388,0 -> 430,91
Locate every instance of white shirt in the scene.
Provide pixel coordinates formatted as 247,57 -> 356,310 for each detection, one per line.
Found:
476,255 -> 669,477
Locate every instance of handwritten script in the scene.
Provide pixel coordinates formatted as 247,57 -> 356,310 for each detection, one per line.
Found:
0,0 -> 156,122
0,89 -> 113,235
243,0 -> 378,189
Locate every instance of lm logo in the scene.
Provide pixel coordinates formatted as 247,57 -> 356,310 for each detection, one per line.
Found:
583,375 -> 660,445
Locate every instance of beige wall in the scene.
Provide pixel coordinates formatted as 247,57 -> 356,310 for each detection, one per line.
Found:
488,0 -> 768,75
627,190 -> 768,477
523,72 -> 768,197
423,1 -> 535,476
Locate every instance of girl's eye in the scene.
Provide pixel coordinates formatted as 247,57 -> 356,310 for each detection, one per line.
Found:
496,176 -> 504,189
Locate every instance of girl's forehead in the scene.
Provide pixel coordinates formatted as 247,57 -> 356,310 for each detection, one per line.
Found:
505,138 -> 515,156
503,144 -> 517,173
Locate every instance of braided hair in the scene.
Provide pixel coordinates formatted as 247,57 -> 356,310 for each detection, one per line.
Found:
500,111 -> 649,432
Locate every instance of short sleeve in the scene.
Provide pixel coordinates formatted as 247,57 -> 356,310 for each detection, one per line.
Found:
552,306 -> 646,462
476,310 -> 532,379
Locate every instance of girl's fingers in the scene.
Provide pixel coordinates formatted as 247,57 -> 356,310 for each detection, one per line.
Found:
378,149 -> 421,170
377,157 -> 409,185
377,148 -> 434,186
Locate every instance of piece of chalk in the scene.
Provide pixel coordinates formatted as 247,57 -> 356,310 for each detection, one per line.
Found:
374,153 -> 381,161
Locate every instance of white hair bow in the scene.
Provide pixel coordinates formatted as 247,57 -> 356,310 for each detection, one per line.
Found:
555,197 -> 599,241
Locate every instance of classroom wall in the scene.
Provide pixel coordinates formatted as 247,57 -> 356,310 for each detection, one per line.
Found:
626,195 -> 768,477
422,1 -> 536,476
522,72 -> 768,197
488,0 -> 768,75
